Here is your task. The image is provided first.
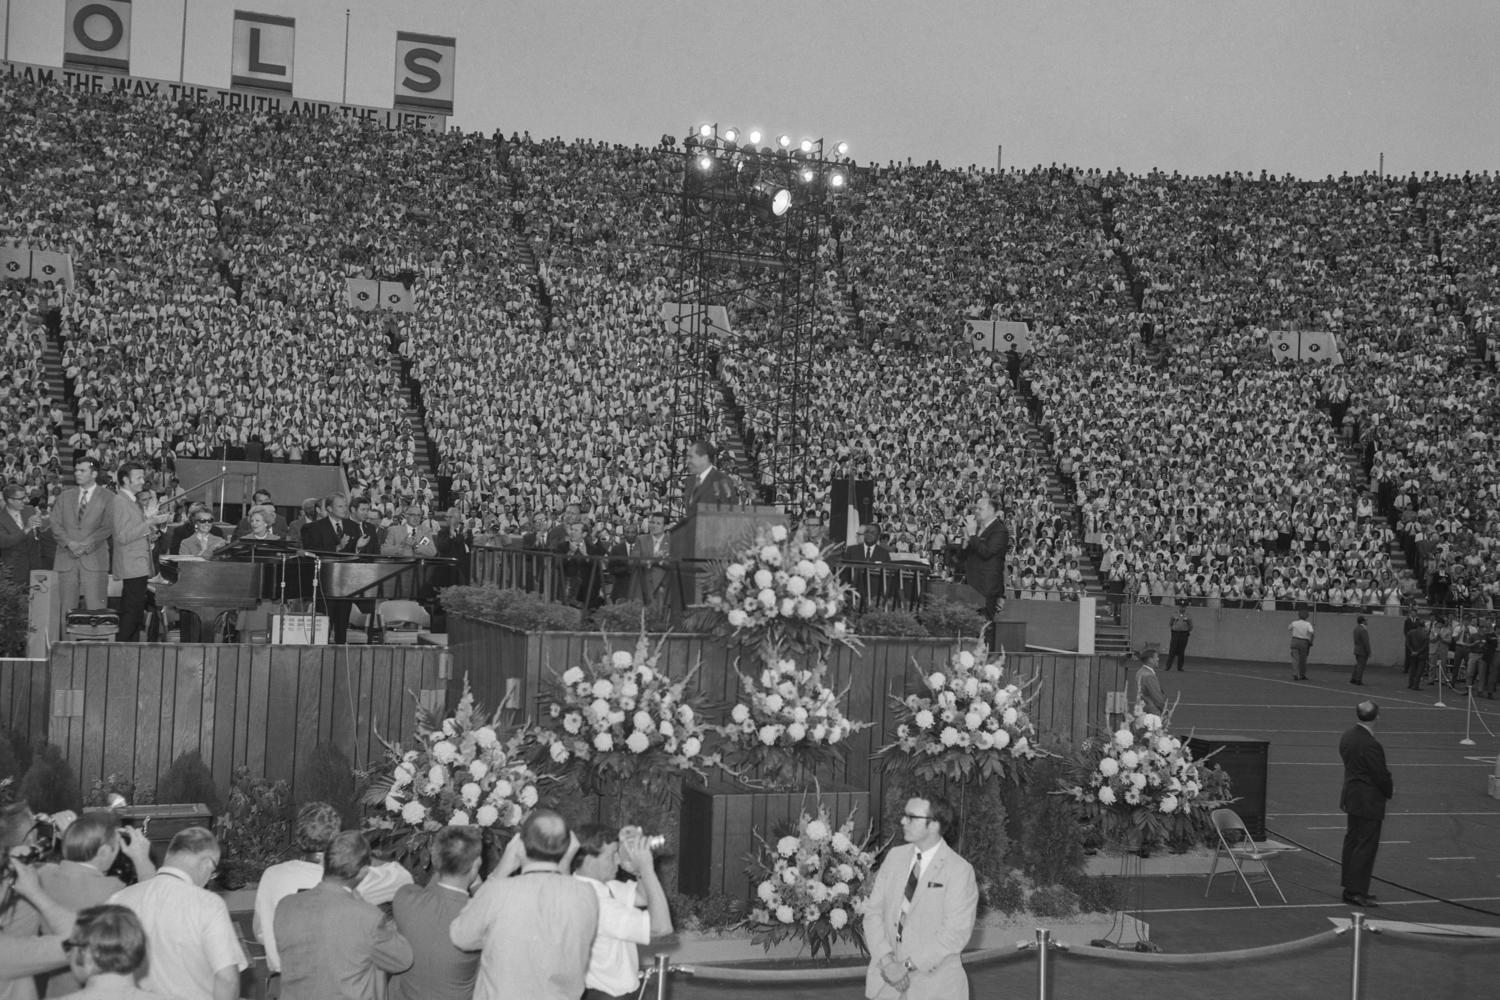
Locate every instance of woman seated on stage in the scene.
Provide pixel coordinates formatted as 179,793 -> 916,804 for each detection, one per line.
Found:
244,509 -> 281,541
179,511 -> 229,559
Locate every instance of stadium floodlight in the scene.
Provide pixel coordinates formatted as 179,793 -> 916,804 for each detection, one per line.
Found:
699,123 -> 714,138
800,167 -> 816,183
835,141 -> 849,157
799,138 -> 813,154
697,153 -> 714,171
723,127 -> 738,143
777,134 -> 791,148
829,170 -> 847,189
748,129 -> 763,145
752,180 -> 792,216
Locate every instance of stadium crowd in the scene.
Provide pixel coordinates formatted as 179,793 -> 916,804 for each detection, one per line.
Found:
7,66 -> 1500,612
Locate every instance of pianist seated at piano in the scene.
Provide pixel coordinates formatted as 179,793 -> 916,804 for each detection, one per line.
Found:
178,512 -> 229,559
165,502 -> 225,555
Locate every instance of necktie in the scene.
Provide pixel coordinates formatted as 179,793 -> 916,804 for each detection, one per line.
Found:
897,851 -> 921,940
78,490 -> 88,521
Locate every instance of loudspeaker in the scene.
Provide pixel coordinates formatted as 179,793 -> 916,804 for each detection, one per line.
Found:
1187,734 -> 1270,840
830,478 -> 875,545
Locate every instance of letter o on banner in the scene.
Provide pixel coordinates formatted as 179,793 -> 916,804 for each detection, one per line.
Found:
393,32 -> 456,113
64,0 -> 132,71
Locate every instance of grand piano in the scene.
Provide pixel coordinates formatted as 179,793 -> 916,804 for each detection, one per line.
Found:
157,541 -> 457,641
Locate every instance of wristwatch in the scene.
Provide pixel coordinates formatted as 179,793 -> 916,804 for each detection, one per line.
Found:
903,958 -> 916,972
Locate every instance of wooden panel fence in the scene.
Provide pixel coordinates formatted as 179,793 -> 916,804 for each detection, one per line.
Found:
43,642 -> 449,801
0,658 -> 51,753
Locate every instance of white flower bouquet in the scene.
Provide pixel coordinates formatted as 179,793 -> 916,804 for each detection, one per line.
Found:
745,805 -> 877,959
532,634 -> 714,796
875,643 -> 1040,785
717,651 -> 868,788
364,678 -> 541,873
1059,698 -> 1232,851
705,523 -> 858,657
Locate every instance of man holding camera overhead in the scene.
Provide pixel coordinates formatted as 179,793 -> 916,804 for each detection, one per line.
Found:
570,824 -> 674,1000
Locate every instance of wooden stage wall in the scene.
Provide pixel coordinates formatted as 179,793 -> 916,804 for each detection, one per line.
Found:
2,644 -> 450,801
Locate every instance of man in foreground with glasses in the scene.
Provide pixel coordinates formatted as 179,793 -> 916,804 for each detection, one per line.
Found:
862,793 -> 978,999
60,904 -> 156,999
109,828 -> 246,1000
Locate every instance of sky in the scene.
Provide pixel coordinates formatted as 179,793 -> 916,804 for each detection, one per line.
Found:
5,0 -> 1498,177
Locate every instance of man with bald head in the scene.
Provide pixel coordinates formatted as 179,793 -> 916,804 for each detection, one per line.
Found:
1339,701 -> 1393,907
450,808 -> 598,1000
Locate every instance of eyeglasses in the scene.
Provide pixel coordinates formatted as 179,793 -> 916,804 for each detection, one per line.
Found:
194,519 -> 214,525
901,812 -> 932,823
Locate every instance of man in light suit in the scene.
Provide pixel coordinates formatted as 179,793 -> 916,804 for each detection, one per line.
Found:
110,463 -> 165,643
633,511 -> 672,607
1339,701 -> 1393,907
275,831 -> 413,1000
51,457 -> 113,614
863,793 -> 977,1000
381,505 -> 440,558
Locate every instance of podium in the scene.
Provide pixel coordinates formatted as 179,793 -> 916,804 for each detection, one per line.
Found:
670,505 -> 787,604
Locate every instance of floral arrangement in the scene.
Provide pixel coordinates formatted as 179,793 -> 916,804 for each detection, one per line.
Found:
875,644 -> 1040,785
364,679 -> 541,871
1058,699 -> 1231,851
705,523 -> 857,656
718,651 -> 867,788
531,634 -> 713,796
745,805 -> 878,959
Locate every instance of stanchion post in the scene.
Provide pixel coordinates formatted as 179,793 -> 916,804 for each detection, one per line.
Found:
655,953 -> 669,1000
1035,927 -> 1051,1000
1349,911 -> 1365,1000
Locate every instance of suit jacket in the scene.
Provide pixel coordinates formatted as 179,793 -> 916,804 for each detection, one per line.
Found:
301,515 -> 361,554
963,518 -> 1010,599
862,840 -> 977,1000
848,543 -> 891,563
0,504 -> 44,583
274,881 -> 414,1000
1135,664 -> 1166,713
50,486 -> 114,573
390,882 -> 479,1000
683,467 -> 734,509
382,521 -> 440,557
1353,624 -> 1371,657
109,491 -> 153,580
1339,724 -> 1393,820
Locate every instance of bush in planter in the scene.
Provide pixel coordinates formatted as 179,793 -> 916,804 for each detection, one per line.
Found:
440,585 -> 583,631
666,890 -> 748,934
0,565 -> 27,657
916,598 -> 987,639
295,743 -> 361,828
214,766 -> 293,889
985,869 -> 1028,915
19,744 -> 82,814
587,600 -> 671,635
154,751 -> 222,815
1070,874 -> 1123,914
855,608 -> 929,637
84,774 -> 154,808
1028,883 -> 1081,919
1005,755 -> 1085,888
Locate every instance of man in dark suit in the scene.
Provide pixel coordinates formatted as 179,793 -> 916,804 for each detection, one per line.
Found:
962,496 -> 1010,647
1339,701 -> 1393,907
390,828 -> 481,1000
682,440 -> 734,510
848,523 -> 891,611
1351,615 -> 1372,685
275,831 -> 413,1000
0,484 -> 46,584
299,494 -> 368,644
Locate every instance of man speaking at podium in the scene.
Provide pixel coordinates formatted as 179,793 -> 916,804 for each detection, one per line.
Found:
683,440 -> 735,510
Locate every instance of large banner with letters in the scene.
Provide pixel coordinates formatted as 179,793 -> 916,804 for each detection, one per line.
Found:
231,10 -> 295,93
64,0 -> 132,72
1,246 -> 76,291
1,60 -> 445,132
1269,330 -> 1343,364
662,302 -> 732,337
393,32 -> 456,114
966,318 -> 1032,353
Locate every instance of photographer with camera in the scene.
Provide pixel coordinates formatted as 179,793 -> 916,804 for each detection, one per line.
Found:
1,803 -> 78,1000
37,813 -> 156,997
570,824 -> 673,1000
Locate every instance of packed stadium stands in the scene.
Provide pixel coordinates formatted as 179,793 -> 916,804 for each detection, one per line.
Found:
3,70 -> 1498,610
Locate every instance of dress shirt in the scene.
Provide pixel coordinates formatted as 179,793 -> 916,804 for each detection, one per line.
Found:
110,867 -> 247,1000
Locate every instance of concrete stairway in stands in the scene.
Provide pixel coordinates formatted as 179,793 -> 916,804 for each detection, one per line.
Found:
382,325 -> 439,486
41,311 -> 78,450
1338,437 -> 1419,588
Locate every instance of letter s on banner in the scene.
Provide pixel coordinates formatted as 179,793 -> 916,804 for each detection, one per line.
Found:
64,0 -> 133,72
393,32 -> 455,114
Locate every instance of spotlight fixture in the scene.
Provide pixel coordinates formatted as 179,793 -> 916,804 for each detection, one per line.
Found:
800,167 -> 815,183
829,170 -> 846,189
697,154 -> 714,171
748,130 -> 763,145
752,179 -> 792,217
777,134 -> 791,148
723,127 -> 738,143
835,141 -> 849,157
799,139 -> 813,154
699,123 -> 713,138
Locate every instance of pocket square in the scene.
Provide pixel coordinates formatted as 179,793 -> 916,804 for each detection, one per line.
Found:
927,881 -> 944,888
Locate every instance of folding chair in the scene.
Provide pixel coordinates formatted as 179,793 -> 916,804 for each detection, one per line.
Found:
1204,807 -> 1296,906
376,599 -> 430,644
